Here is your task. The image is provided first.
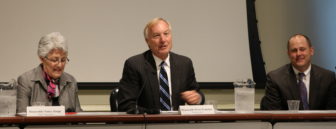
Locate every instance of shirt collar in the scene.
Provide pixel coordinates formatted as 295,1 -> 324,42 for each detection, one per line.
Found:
292,64 -> 311,76
153,53 -> 170,68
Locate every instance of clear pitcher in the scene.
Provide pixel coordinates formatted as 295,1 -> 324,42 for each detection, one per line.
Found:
0,79 -> 17,116
234,79 -> 255,112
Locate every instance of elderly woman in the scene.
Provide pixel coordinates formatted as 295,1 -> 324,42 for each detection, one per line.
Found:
17,32 -> 82,113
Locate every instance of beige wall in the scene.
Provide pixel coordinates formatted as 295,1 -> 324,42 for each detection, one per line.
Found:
255,0 -> 290,72
255,0 -> 312,72
0,0 -> 252,83
255,0 -> 336,72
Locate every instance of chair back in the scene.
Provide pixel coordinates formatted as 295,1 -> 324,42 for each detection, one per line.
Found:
110,88 -> 119,112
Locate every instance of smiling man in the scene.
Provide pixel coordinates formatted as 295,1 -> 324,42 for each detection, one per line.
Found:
118,18 -> 204,113
260,34 -> 336,110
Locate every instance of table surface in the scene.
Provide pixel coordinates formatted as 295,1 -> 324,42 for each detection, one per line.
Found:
2,110 -> 336,124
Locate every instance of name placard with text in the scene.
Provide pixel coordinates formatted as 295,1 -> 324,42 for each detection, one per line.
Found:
179,105 -> 216,115
27,106 -> 65,116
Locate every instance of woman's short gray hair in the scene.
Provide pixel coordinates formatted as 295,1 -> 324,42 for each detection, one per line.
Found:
37,32 -> 68,57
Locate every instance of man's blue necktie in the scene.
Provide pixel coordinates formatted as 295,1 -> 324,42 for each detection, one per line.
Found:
298,72 -> 309,110
159,61 -> 171,110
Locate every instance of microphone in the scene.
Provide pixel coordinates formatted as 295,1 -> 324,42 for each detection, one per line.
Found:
126,80 -> 146,114
126,69 -> 161,114
133,80 -> 146,114
127,77 -> 159,114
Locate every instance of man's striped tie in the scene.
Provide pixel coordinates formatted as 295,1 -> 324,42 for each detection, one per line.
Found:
298,72 -> 309,110
159,61 -> 171,110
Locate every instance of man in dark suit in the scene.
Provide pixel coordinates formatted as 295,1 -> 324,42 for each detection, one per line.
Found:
260,34 -> 336,110
118,18 -> 204,113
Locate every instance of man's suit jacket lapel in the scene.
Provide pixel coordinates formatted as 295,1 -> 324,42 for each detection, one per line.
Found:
169,53 -> 180,110
309,65 -> 320,109
144,51 -> 161,108
287,65 -> 301,101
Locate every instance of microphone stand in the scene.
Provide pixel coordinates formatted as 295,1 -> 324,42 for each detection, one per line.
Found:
127,77 -> 148,114
127,76 -> 160,114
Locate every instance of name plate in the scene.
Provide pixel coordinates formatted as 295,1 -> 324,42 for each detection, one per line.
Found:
27,106 -> 65,116
179,105 -> 215,115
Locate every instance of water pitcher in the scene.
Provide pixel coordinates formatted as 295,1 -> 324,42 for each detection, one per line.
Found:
234,79 -> 255,112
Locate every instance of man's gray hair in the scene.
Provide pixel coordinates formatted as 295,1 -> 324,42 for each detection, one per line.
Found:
143,17 -> 172,40
37,32 -> 68,57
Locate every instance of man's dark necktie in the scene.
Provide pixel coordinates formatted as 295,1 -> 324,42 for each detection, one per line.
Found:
298,72 -> 309,110
159,61 -> 171,110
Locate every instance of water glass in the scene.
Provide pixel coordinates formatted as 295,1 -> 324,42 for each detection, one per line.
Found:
287,100 -> 300,111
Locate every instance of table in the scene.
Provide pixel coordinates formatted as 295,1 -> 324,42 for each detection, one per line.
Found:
1,111 -> 336,129
22,112 -> 143,124
146,122 -> 272,129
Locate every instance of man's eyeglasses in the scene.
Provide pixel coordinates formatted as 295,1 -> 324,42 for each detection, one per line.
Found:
44,57 -> 70,64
